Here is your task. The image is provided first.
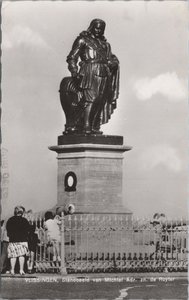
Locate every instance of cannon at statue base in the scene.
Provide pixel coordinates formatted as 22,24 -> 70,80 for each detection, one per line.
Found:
59,77 -> 86,135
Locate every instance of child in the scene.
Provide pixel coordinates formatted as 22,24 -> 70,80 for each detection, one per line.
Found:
27,224 -> 40,273
44,211 -> 61,263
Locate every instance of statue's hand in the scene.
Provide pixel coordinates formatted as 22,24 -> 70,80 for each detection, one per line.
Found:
108,60 -> 118,70
108,54 -> 119,70
112,100 -> 116,108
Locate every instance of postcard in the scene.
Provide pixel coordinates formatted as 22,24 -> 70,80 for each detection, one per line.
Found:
1,1 -> 188,299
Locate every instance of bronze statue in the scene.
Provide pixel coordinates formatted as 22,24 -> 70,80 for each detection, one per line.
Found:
60,19 -> 120,135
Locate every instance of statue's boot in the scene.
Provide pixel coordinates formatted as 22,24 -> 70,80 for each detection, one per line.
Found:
92,128 -> 103,134
83,127 -> 91,134
92,115 -> 102,134
83,103 -> 93,134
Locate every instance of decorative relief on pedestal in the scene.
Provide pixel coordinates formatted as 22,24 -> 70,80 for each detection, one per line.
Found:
64,171 -> 77,192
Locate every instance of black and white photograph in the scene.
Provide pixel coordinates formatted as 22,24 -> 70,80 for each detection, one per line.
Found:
1,1 -> 188,299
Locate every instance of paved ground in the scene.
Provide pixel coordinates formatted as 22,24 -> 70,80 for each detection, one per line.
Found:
1,273 -> 188,299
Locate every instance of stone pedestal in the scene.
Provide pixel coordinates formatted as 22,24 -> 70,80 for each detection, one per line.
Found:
49,134 -> 132,214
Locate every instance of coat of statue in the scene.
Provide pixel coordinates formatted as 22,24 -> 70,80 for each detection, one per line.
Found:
59,19 -> 120,135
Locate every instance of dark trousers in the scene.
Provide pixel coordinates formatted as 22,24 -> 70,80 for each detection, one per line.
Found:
0,241 -> 9,273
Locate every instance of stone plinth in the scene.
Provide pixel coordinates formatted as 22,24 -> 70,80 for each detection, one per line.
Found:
58,134 -> 123,145
49,135 -> 132,214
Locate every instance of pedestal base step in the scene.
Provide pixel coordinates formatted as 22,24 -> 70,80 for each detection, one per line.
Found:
58,134 -> 123,145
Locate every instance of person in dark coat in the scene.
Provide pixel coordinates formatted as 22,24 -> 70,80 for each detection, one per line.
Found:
6,206 -> 30,275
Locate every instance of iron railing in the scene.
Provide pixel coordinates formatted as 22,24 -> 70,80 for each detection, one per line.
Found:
31,214 -> 188,274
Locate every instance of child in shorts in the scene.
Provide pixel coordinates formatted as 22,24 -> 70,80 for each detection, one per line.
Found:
27,223 -> 40,273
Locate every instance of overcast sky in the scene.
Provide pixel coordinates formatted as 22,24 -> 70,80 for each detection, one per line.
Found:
1,1 -> 188,219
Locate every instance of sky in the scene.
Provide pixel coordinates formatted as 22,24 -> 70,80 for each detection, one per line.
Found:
1,1 -> 188,219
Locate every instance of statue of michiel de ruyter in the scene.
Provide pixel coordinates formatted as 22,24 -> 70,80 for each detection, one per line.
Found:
59,19 -> 120,135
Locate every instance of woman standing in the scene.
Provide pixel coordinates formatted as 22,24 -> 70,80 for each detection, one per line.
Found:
6,206 -> 30,275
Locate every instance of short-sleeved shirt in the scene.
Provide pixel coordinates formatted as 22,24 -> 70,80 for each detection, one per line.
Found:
44,219 -> 60,242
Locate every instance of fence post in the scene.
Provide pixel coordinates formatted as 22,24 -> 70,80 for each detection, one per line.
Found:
60,212 -> 67,275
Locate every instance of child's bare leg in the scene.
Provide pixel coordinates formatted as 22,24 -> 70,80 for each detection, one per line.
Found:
56,242 -> 61,262
27,253 -> 31,270
52,242 -> 57,261
28,251 -> 35,270
30,251 -> 35,269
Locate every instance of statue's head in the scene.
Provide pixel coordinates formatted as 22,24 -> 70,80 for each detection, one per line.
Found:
87,19 -> 106,39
